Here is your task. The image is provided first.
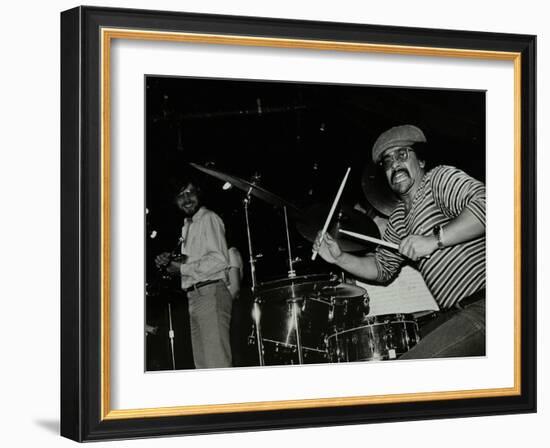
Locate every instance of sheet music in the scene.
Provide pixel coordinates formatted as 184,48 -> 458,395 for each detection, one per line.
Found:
356,265 -> 439,316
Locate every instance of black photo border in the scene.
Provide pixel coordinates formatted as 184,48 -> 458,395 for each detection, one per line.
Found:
61,6 -> 536,442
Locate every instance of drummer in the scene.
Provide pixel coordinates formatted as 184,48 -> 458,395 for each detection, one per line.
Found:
314,124 -> 486,359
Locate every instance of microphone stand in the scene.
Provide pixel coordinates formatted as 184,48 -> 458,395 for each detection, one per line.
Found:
168,302 -> 176,370
147,236 -> 184,370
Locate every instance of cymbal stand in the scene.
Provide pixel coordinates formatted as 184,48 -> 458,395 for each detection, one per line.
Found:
283,206 -> 302,363
243,188 -> 264,366
243,188 -> 258,292
291,300 -> 304,364
251,301 -> 264,366
283,206 -> 296,278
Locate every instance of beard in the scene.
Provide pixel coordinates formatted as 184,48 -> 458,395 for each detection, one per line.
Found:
179,200 -> 199,216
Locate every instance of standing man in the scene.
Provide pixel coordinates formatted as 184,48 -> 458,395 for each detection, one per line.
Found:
314,125 -> 486,359
155,179 -> 232,368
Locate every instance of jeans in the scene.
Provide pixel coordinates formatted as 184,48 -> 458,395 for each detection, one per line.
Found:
187,282 -> 233,368
399,292 -> 486,360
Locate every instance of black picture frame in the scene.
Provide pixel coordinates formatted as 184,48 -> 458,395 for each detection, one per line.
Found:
61,6 -> 536,442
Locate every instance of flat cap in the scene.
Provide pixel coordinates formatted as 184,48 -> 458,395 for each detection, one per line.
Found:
372,125 -> 426,163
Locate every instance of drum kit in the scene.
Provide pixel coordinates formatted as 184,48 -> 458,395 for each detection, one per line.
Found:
191,162 -> 421,366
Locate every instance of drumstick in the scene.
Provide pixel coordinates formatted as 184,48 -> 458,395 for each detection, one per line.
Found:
339,229 -> 399,251
312,167 -> 351,260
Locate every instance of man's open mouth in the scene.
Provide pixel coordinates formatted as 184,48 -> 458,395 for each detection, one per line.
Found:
391,169 -> 409,183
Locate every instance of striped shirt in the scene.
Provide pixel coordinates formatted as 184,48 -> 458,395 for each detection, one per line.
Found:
374,165 -> 486,309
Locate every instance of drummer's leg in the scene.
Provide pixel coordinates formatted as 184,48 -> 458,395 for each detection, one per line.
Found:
399,300 -> 485,360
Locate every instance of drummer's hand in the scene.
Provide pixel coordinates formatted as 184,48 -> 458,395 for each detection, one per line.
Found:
314,231 -> 342,264
154,252 -> 171,268
399,234 -> 438,261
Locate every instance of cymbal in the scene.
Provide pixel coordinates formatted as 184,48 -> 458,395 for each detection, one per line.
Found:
361,162 -> 400,217
296,203 -> 380,252
190,163 -> 299,211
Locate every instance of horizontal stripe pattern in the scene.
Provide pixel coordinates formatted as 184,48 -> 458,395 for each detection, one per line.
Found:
374,165 -> 486,309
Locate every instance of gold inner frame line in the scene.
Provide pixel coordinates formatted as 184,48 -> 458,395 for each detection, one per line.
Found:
100,27 -> 522,421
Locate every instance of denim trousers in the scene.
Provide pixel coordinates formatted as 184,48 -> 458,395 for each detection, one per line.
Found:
187,282 -> 233,368
399,293 -> 486,360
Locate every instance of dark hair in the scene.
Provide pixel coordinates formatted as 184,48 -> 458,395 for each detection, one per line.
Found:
173,174 -> 203,201
411,141 -> 428,163
411,141 -> 431,170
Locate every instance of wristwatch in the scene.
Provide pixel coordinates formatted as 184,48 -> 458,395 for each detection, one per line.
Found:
433,224 -> 445,249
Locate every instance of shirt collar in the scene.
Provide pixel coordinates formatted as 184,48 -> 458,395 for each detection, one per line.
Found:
187,205 -> 206,222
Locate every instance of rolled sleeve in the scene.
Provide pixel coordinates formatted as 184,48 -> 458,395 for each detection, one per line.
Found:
374,214 -> 405,283
432,166 -> 486,225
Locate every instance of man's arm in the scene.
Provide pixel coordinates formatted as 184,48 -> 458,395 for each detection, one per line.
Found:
399,208 -> 484,260
314,232 -> 389,282
438,206 -> 485,246
227,247 -> 243,299
334,252 -> 380,281
227,267 -> 242,299
399,166 -> 486,261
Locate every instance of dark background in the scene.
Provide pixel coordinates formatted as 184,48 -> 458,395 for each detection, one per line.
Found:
144,75 -> 486,370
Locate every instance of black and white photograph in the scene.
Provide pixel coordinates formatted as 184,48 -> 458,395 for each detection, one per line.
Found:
55,3 -> 537,443
144,76 -> 486,371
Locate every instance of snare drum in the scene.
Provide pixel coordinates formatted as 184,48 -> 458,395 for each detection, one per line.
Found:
326,313 -> 420,362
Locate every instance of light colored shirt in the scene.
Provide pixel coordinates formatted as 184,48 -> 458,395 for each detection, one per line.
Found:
227,247 -> 244,299
374,165 -> 486,309
179,206 -> 229,289
228,247 -> 244,280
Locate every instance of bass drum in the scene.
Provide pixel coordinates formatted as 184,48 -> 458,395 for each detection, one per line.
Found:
326,313 -> 420,362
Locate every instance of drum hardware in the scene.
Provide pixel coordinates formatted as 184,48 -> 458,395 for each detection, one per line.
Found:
251,300 -> 264,366
326,314 -> 421,362
190,163 -> 307,366
249,274 -> 371,366
188,162 -> 422,366
190,162 -> 299,211
147,236 -> 186,370
290,300 -> 303,364
250,274 -> 335,365
283,206 -> 296,278
326,286 -> 371,332
190,162 -> 301,288
243,190 -> 258,292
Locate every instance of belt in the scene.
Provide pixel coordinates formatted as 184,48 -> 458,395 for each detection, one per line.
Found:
183,279 -> 223,293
